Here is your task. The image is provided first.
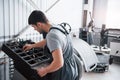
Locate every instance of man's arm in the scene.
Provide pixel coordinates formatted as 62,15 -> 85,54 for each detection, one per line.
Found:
46,48 -> 64,72
37,48 -> 64,77
23,39 -> 46,51
32,39 -> 46,48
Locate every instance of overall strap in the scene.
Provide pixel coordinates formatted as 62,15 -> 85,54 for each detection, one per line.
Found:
59,22 -> 71,34
49,23 -> 71,36
49,27 -> 68,36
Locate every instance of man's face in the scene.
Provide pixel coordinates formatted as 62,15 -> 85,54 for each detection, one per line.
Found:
31,23 -> 44,34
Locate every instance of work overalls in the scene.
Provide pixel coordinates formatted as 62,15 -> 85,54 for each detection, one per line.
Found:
42,27 -> 79,80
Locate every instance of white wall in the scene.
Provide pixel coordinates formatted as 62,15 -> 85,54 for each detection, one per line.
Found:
93,0 -> 108,28
46,0 -> 83,31
106,0 -> 120,29
93,0 -> 120,29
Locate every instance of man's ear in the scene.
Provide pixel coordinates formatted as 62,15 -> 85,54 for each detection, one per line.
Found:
36,22 -> 42,27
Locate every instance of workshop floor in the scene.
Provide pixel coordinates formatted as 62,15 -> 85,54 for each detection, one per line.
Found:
81,63 -> 120,80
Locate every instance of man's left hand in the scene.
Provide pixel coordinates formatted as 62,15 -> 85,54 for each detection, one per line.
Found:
36,67 -> 47,77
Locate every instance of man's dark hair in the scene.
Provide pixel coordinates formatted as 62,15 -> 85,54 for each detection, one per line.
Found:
28,10 -> 48,25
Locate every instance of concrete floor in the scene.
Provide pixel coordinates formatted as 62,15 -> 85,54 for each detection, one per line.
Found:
81,63 -> 120,80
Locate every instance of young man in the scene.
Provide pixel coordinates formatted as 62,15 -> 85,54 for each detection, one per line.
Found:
23,10 -> 79,80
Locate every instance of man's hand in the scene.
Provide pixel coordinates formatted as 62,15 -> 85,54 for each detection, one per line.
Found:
23,44 -> 33,51
36,67 -> 47,77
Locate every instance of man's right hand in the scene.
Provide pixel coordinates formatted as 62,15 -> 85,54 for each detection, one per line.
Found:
23,44 -> 33,51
